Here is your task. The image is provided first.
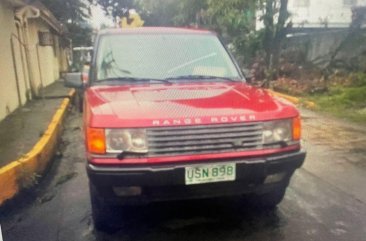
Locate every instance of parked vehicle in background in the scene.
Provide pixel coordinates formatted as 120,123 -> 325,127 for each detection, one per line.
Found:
65,27 -> 306,231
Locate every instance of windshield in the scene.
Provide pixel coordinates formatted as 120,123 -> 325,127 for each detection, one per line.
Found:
95,33 -> 241,82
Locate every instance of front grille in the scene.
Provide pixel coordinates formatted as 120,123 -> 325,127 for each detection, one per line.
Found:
147,122 -> 264,156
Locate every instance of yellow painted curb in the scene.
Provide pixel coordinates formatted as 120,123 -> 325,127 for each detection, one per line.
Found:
267,89 -> 316,109
0,89 -> 75,206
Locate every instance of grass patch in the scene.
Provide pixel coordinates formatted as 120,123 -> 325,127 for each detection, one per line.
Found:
306,85 -> 366,123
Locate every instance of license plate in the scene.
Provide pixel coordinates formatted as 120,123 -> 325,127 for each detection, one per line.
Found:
185,163 -> 236,185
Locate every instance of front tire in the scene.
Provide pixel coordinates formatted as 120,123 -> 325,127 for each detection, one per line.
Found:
75,91 -> 83,113
247,186 -> 287,209
89,183 -> 121,232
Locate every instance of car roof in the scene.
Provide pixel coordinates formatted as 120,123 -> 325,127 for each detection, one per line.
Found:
98,27 -> 216,36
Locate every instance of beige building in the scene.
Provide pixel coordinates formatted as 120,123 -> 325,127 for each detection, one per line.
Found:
0,0 -> 70,121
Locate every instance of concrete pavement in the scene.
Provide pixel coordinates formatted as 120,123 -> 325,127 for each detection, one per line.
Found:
0,80 -> 74,205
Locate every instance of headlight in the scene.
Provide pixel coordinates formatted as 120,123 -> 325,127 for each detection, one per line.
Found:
262,119 -> 292,144
106,129 -> 148,153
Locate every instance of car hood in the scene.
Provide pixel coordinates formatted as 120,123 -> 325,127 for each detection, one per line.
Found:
85,82 -> 299,128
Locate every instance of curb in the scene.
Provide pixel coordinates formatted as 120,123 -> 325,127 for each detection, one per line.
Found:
0,89 -> 75,206
267,89 -> 316,109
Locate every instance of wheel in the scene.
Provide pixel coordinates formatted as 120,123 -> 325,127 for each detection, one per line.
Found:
89,183 -> 121,232
75,91 -> 83,113
247,186 -> 287,209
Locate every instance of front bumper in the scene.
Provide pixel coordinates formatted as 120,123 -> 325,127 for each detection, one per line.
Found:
87,150 -> 305,204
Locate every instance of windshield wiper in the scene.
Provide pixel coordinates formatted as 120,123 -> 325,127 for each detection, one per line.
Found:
164,75 -> 240,82
95,77 -> 172,85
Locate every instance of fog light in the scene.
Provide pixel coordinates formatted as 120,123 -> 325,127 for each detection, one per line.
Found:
264,172 -> 286,184
113,186 -> 142,196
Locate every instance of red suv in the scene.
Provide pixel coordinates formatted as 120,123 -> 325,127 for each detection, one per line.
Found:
66,27 -> 305,231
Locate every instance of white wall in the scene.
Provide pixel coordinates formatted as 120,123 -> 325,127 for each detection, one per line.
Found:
0,1 -> 27,121
0,3 -> 67,122
27,19 -> 57,89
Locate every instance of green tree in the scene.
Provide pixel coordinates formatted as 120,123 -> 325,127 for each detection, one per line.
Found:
96,0 -> 136,20
135,0 -> 178,26
40,0 -> 90,24
173,0 -> 207,26
40,0 -> 93,47
66,23 -> 93,47
206,0 -> 257,64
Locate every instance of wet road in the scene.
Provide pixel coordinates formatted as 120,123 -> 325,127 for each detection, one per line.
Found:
1,108 -> 366,241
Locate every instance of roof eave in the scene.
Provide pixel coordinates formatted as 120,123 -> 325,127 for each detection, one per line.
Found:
31,1 -> 66,34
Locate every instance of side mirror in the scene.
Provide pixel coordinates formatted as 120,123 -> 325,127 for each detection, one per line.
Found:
64,72 -> 83,89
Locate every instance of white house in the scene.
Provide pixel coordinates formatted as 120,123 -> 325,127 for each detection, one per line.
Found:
256,0 -> 366,29
288,0 -> 366,28
0,0 -> 70,121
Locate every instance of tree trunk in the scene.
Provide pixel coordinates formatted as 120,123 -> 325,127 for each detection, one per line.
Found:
262,0 -> 289,83
263,0 -> 274,70
272,0 -> 288,72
